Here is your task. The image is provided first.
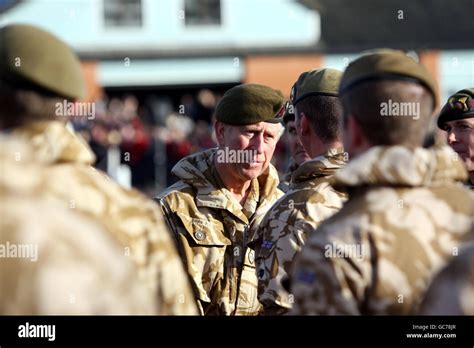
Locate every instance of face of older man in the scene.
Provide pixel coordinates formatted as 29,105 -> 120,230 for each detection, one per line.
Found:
444,118 -> 474,171
216,121 -> 282,182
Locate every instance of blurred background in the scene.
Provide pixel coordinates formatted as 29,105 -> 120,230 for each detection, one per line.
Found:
1,0 -> 473,196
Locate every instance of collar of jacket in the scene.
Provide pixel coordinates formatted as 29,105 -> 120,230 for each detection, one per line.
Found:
291,147 -> 346,185
332,145 -> 468,190
0,136 -> 45,195
11,121 -> 95,165
171,148 -> 281,221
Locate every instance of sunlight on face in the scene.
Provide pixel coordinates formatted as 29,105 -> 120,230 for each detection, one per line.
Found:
219,121 -> 282,182
444,118 -> 474,171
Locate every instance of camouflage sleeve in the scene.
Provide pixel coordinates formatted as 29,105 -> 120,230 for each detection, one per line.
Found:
256,211 -> 312,315
289,223 -> 372,315
151,201 -> 199,315
154,196 -> 201,315
0,197 -> 156,314
256,189 -> 345,315
157,190 -> 243,315
43,165 -> 198,315
418,245 -> 474,315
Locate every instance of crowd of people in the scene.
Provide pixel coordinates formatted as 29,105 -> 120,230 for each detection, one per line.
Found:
1,23 -> 473,318
72,91 -> 289,196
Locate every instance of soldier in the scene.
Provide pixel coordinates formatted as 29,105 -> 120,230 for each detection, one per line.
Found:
157,84 -> 285,315
278,107 -> 311,193
290,50 -> 474,315
0,24 -> 197,315
0,138 -> 155,314
256,68 -> 347,315
437,88 -> 474,189
418,243 -> 474,315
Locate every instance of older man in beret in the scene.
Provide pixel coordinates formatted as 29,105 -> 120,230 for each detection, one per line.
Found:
157,84 -> 286,315
437,88 -> 474,189
256,68 -> 347,315
0,24 -> 197,315
290,50 -> 474,315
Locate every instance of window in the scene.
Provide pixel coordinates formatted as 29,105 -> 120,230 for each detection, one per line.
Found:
184,0 -> 221,26
104,0 -> 143,28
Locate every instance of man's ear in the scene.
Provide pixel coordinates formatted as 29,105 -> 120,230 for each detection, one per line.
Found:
300,112 -> 312,137
214,121 -> 226,146
345,113 -> 368,153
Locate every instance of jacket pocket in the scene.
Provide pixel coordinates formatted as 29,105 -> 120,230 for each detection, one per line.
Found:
175,211 -> 231,246
174,211 -> 231,305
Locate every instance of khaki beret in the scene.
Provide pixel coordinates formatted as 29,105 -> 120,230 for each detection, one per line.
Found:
339,49 -> 438,107
215,84 -> 286,125
290,68 -> 343,106
437,88 -> 474,129
0,24 -> 85,100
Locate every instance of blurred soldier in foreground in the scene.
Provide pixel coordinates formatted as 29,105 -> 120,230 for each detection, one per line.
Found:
157,84 -> 285,315
437,88 -> 474,189
0,138 -> 155,314
0,24 -> 196,314
256,69 -> 347,315
278,107 -> 311,193
290,50 -> 474,315
418,242 -> 474,315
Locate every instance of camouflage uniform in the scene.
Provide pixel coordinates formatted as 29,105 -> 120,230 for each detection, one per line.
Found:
278,159 -> 299,193
290,145 -> 474,315
0,138 -> 154,314
256,148 -> 347,314
10,121 -> 197,315
157,148 -> 283,315
418,243 -> 474,315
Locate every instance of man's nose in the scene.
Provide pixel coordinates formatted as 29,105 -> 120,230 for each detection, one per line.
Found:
447,130 -> 458,145
252,133 -> 265,154
295,136 -> 304,148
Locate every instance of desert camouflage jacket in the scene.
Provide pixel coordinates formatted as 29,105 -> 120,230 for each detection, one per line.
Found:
9,121 -> 197,315
0,137 -> 157,314
256,148 -> 347,314
290,145 -> 474,315
157,148 -> 283,315
418,243 -> 474,315
278,159 -> 299,193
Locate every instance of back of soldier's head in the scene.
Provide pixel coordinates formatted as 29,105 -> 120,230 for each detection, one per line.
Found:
291,68 -> 343,144
0,24 -> 84,129
339,50 -> 437,148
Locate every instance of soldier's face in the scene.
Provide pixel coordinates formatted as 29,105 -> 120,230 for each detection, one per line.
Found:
216,121 -> 282,181
444,118 -> 474,171
286,121 -> 311,165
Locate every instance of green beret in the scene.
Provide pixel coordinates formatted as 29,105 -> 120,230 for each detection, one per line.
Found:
290,68 -> 343,106
215,84 -> 286,125
437,88 -> 474,129
339,49 -> 438,107
0,24 -> 85,100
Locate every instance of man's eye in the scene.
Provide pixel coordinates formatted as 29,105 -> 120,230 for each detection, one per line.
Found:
460,125 -> 471,130
265,134 -> 277,142
288,128 -> 297,135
